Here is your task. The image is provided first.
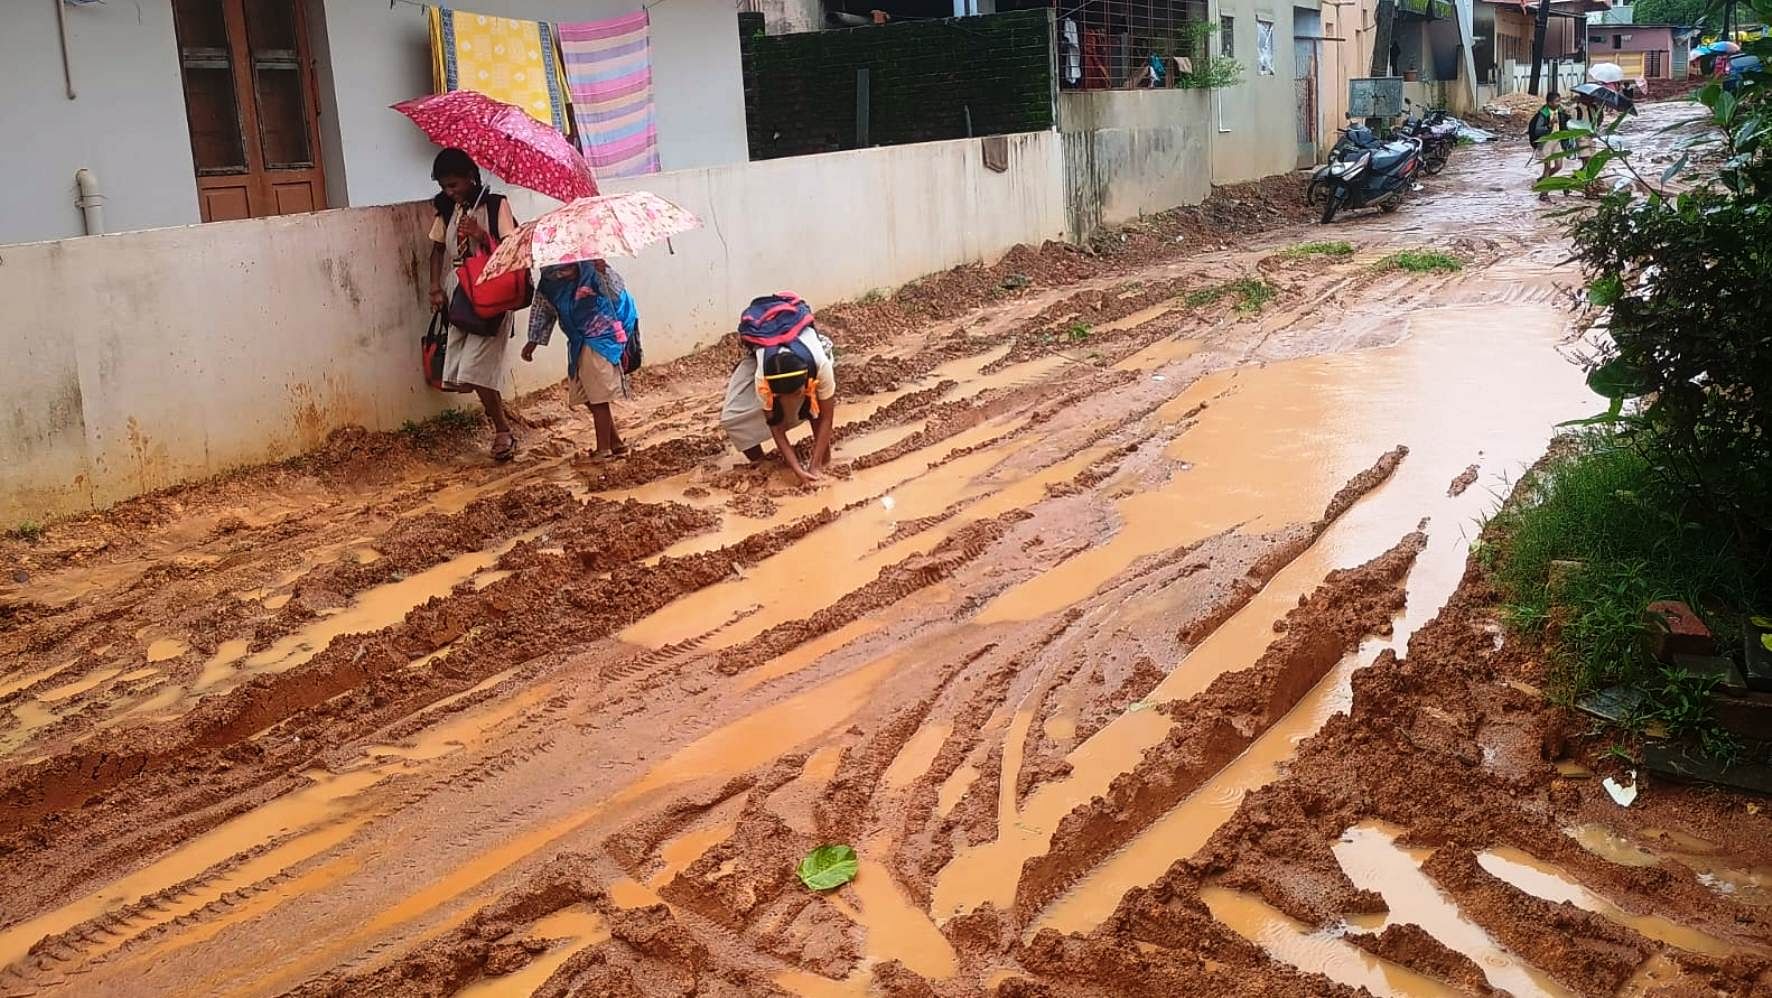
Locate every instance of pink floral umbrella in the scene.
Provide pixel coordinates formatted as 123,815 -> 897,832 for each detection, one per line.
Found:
479,192 -> 701,281
393,91 -> 598,204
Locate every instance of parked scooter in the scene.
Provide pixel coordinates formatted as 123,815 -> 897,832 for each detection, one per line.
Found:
1397,98 -> 1459,175
1308,117 -> 1424,223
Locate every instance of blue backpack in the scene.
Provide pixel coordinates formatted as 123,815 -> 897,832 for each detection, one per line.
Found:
737,293 -> 815,348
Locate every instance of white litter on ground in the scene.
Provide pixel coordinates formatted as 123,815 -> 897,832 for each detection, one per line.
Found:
1603,770 -> 1640,807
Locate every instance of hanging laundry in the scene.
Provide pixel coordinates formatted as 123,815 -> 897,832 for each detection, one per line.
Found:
429,6 -> 571,133
557,12 -> 661,178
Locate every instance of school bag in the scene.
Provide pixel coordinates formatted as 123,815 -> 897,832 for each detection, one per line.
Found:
448,191 -> 531,334
737,293 -> 815,348
621,322 -> 643,374
421,309 -> 448,389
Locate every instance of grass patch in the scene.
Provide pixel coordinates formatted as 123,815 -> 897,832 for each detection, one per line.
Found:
1482,432 -> 1765,757
1228,278 -> 1276,314
9,521 -> 42,543
1375,249 -> 1464,273
1065,322 -> 1092,344
1182,278 -> 1277,315
1281,240 -> 1355,259
399,407 -> 480,444
1183,286 -> 1226,308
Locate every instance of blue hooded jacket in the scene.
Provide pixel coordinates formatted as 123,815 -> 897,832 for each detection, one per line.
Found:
527,264 -> 638,377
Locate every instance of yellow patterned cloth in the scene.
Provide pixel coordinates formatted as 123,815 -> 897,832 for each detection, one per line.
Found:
429,6 -> 570,131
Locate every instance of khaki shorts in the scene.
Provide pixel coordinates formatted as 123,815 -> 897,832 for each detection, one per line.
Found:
568,347 -> 622,406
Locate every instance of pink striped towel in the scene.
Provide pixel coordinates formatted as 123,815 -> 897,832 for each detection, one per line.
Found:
557,12 -> 661,178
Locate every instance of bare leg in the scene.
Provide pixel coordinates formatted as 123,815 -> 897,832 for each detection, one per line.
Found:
588,402 -> 623,454
474,386 -> 511,434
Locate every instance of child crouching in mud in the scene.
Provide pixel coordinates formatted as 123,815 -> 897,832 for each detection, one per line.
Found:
521,259 -> 636,459
720,294 -> 837,486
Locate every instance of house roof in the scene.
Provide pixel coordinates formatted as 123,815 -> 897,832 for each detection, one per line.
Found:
1478,0 -> 1609,11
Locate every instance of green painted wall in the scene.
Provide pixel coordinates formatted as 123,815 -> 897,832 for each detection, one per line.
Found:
741,10 -> 1056,160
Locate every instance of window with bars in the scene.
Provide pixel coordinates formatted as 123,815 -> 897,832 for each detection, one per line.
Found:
1049,0 -> 1214,89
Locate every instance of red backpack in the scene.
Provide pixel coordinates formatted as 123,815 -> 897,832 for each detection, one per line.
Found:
454,191 -> 532,319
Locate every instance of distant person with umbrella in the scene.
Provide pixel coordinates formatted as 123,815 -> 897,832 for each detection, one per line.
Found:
428,148 -> 521,462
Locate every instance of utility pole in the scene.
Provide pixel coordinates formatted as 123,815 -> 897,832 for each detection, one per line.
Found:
1528,0 -> 1552,95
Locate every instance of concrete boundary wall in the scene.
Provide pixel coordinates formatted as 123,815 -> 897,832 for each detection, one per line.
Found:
0,132 -> 1065,524
1058,90 -> 1214,238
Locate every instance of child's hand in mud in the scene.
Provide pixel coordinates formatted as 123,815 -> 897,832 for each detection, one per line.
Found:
521,342 -> 537,363
794,467 -> 823,487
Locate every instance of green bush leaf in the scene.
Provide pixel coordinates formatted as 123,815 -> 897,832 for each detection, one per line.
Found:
797,844 -> 859,891
1588,275 -> 1624,307
1557,397 -> 1625,427
1750,615 -> 1772,629
1660,153 -> 1691,185
1586,357 -> 1646,400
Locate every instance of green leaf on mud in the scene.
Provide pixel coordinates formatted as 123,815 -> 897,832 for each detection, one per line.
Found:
797,844 -> 860,891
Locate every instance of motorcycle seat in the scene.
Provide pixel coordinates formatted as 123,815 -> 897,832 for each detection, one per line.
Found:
1370,148 -> 1411,170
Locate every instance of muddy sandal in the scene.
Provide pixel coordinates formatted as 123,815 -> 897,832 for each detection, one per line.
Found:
491,431 -> 517,462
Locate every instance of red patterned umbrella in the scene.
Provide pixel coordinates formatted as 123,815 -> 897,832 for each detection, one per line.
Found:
393,91 -> 598,204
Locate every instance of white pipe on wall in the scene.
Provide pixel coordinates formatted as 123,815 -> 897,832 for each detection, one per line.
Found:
55,0 -> 77,99
75,169 -> 105,235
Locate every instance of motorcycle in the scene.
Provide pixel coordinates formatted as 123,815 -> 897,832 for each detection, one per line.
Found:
1397,98 -> 1459,175
1307,117 -> 1425,224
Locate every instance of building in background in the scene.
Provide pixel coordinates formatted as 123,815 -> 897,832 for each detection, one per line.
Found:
1587,22 -> 1693,78
2,0 -> 748,246
1474,0 -> 1607,96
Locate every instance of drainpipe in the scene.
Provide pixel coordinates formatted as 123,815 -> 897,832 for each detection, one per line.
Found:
55,0 -> 77,99
75,169 -> 105,235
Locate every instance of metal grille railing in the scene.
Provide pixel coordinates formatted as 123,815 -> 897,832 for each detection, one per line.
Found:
1048,0 -> 1213,89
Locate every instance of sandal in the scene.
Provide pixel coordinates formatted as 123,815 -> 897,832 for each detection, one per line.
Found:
586,444 -> 630,462
491,431 -> 517,462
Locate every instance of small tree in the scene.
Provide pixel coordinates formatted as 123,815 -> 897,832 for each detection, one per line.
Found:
1628,0 -> 1716,28
1172,20 -> 1245,90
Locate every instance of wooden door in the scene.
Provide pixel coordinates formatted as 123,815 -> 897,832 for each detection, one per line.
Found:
173,0 -> 327,222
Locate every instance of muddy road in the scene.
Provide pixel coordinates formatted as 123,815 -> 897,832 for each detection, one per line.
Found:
3,102 -> 1768,997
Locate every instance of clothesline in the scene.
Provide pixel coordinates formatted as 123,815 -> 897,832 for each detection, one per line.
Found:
388,0 -> 675,12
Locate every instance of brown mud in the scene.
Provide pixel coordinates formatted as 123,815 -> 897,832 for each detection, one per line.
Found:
4,100 -> 1765,998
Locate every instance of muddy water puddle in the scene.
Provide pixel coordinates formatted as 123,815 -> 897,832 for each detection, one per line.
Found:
939,299 -> 1590,927
1567,823 -> 1772,906
1478,847 -> 1759,956
455,905 -> 608,998
1200,885 -> 1465,998
1334,822 -> 1573,996
0,684 -> 548,977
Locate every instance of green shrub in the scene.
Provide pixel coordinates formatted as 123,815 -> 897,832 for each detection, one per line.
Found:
1486,433 -> 1764,750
